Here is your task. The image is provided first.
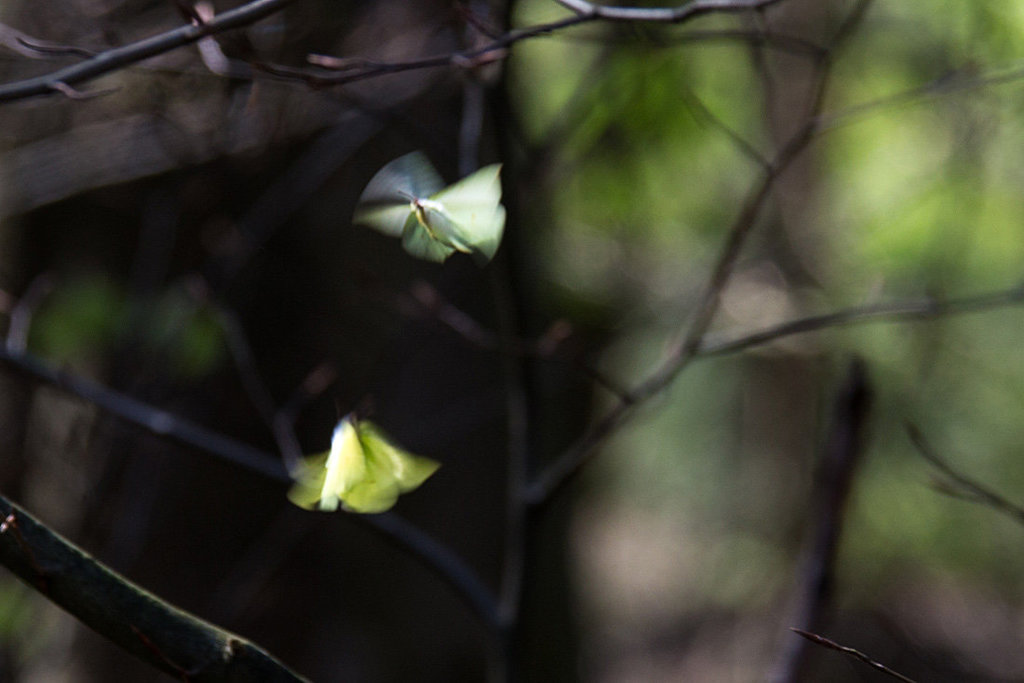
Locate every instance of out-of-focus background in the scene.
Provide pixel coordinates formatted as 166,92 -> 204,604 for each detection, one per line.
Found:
2,0 -> 1024,681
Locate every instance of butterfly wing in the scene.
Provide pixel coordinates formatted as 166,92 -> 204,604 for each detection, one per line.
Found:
354,153 -> 505,265
358,421 -> 440,493
337,420 -> 440,513
286,450 -> 331,510
430,163 -> 505,264
401,211 -> 458,263
354,152 -> 445,237
287,416 -> 367,512
353,203 -> 415,237
358,151 -> 444,204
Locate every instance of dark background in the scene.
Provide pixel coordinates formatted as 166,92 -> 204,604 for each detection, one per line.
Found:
2,1 -> 1024,681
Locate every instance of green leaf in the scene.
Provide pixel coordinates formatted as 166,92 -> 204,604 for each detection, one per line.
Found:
287,416 -> 440,514
353,151 -> 506,264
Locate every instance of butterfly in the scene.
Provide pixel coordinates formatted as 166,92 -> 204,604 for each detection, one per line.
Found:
353,151 -> 505,264
287,415 -> 440,514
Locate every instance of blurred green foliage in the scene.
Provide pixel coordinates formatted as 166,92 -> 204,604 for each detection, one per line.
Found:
512,0 -> 1024,657
29,275 -> 224,380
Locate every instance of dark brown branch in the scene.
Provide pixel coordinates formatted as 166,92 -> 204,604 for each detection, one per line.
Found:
771,360 -> 872,683
0,0 -> 293,103
0,500 -> 307,681
789,629 -> 918,683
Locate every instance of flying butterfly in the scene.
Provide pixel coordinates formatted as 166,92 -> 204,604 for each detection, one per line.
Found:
288,415 -> 440,514
353,151 -> 505,264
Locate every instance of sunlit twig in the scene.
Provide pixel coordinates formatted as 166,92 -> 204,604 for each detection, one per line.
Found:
553,0 -> 787,23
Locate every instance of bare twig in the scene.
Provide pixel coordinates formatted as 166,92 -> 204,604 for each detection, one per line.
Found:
14,37 -> 96,59
525,90 -> 819,505
907,424 -> 1024,527
366,512 -> 500,630
698,283 -> 1024,356
265,15 -> 589,89
0,342 -> 500,628
48,80 -> 118,100
0,23 -> 94,59
214,303 -> 305,470
0,0 -> 293,103
816,61 -> 1022,133
193,1 -> 257,79
272,0 -> 792,91
790,629 -> 918,683
491,263 -> 531,636
405,282 -> 629,399
523,0 -> 879,505
681,84 -> 770,169
0,345 -> 287,479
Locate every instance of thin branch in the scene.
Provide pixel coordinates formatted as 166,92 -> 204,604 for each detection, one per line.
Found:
815,61 -> 1024,134
525,94 -> 818,506
0,0 -> 293,103
789,629 -> 918,683
492,265 -> 531,634
0,345 -> 500,629
405,281 -> 629,399
303,24 -> 820,87
14,37 -> 96,59
272,1 -> 794,91
526,0 -> 868,506
0,0 -> 821,108
771,360 -> 872,683
48,80 -> 118,100
698,283 -> 1024,356
0,345 -> 287,480
272,15 -> 590,89
0,23 -> 95,59
214,303 -> 304,470
907,424 -> 1024,527
365,511 -> 500,630
680,84 -> 770,169
0,499 -> 307,682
